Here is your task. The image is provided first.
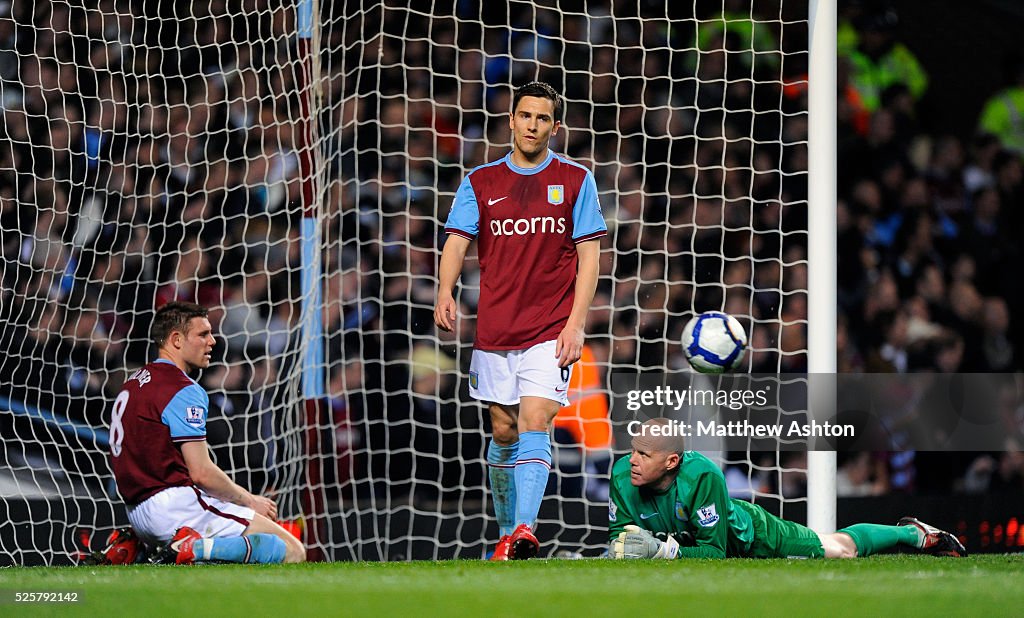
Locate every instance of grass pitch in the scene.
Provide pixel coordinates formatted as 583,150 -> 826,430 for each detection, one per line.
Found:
3,554 -> 1022,617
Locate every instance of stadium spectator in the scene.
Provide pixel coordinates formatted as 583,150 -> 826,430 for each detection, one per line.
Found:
0,301 -> 69,418
963,133 -> 1002,194
842,6 -> 928,113
837,451 -> 889,498
978,54 -> 1024,155
694,0 -> 780,76
219,270 -> 272,358
981,297 -> 1015,371
963,438 -> 1024,494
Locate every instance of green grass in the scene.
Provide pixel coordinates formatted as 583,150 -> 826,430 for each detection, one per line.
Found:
3,555 -> 1023,617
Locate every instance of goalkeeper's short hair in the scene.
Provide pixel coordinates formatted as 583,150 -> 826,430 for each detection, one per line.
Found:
630,418 -> 686,455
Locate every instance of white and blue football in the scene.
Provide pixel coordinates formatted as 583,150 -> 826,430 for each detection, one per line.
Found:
681,311 -> 748,373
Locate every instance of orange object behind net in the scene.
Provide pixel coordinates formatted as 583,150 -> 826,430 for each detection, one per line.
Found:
554,345 -> 611,450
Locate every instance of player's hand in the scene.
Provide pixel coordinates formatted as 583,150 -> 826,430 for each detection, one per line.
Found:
611,525 -> 679,559
434,293 -> 457,333
555,324 -> 585,368
249,495 -> 278,520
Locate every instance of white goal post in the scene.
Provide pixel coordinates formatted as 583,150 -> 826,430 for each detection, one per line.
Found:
0,0 -> 835,564
807,0 -> 838,534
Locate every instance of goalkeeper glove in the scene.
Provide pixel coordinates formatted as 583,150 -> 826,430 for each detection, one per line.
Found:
611,525 -> 680,559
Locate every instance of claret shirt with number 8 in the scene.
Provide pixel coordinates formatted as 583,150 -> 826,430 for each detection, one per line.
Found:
110,358 -> 208,505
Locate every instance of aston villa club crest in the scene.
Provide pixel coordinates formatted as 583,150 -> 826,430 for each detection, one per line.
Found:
547,184 -> 564,205
469,371 -> 479,389
675,501 -> 687,521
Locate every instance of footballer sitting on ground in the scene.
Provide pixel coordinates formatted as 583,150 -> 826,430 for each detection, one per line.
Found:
110,302 -> 305,564
609,418 -> 966,559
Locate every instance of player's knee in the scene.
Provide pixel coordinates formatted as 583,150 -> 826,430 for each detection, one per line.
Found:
831,544 -> 856,560
492,427 -> 518,445
488,405 -> 518,444
822,533 -> 857,559
517,414 -> 551,433
490,420 -> 518,445
829,543 -> 856,559
517,398 -> 559,433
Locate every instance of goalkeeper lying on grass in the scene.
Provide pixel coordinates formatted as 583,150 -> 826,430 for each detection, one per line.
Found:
609,418 -> 966,559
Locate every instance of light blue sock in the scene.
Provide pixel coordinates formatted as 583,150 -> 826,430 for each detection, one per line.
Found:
514,431 -> 551,528
487,440 -> 519,537
192,534 -> 287,564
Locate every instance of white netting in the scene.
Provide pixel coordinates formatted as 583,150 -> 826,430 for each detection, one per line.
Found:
0,0 -> 810,565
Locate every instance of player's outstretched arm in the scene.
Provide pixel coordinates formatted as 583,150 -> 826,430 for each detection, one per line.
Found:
434,234 -> 472,332
181,441 -> 277,519
556,239 -> 600,368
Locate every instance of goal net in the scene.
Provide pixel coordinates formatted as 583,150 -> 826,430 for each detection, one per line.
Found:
0,0 -> 811,564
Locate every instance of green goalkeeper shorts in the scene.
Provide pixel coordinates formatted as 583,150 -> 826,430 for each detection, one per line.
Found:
738,501 -> 825,559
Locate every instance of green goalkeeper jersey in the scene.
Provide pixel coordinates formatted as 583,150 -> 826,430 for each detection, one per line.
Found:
609,452 -> 759,558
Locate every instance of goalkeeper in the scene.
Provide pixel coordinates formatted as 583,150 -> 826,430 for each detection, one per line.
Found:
609,418 -> 966,559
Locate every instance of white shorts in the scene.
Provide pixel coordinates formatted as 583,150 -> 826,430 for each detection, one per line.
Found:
127,486 -> 255,545
470,340 -> 572,406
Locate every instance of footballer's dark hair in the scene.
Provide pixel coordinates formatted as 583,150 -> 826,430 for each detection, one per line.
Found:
512,81 -> 563,122
152,301 -> 209,347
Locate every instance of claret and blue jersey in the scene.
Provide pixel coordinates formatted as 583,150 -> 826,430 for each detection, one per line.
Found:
444,149 -> 607,351
110,358 -> 209,505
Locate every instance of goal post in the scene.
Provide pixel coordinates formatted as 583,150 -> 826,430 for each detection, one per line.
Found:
297,0 -> 329,559
807,0 -> 838,534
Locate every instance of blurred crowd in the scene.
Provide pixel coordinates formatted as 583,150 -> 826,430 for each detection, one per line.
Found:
0,1 -> 812,506
0,0 -> 317,495
329,0 -> 812,504
0,0 -> 1020,506
833,2 -> 1024,496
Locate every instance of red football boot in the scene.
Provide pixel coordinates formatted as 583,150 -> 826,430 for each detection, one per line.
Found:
508,524 -> 539,560
168,526 -> 202,565
490,535 -> 512,561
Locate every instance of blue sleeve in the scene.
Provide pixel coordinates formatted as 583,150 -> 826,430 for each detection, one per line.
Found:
161,383 -> 209,442
444,175 -> 479,239
572,171 -> 607,241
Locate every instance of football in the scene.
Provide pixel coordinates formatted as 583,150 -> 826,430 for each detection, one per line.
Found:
681,311 -> 748,373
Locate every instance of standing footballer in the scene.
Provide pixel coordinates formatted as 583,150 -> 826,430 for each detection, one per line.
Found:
434,81 -> 606,560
